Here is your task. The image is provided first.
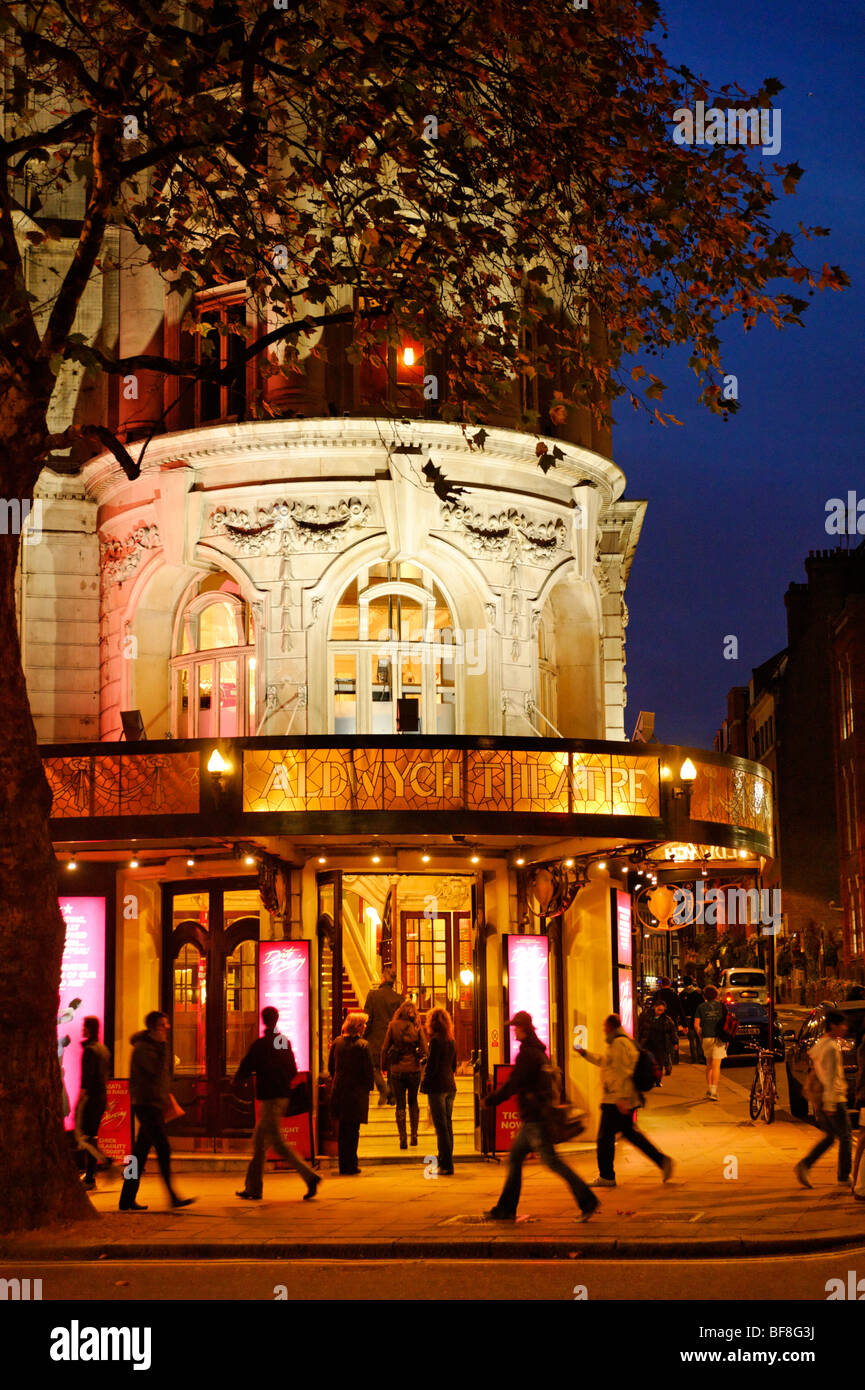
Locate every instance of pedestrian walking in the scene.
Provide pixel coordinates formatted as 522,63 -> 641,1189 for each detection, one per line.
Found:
639,998 -> 678,1078
852,1031 -> 865,1201
679,977 -> 704,1063
694,985 -> 727,1100
75,1016 -> 112,1189
795,1010 -> 853,1189
362,967 -> 403,1105
484,1011 -> 597,1222
118,1012 -> 195,1211
575,1013 -> 674,1188
422,1007 -> 458,1175
328,1011 -> 375,1175
656,977 -> 685,1030
234,1006 -> 320,1201
381,1000 -> 427,1148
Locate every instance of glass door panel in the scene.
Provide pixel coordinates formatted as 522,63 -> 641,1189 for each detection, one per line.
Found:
196,661 -> 215,738
173,942 -> 206,1075
334,653 -> 357,734
218,659 -> 238,736
371,653 -> 394,734
225,938 -> 258,1074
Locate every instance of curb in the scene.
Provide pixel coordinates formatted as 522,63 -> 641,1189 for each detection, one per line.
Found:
3,1231 -> 865,1261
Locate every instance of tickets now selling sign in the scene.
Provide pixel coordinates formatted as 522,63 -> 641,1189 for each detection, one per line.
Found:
492,1065 -> 520,1152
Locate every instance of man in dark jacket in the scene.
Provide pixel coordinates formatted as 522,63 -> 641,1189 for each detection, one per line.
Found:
639,999 -> 678,1078
75,1015 -> 111,1189
656,977 -> 684,1032
482,1011 -> 597,1222
362,968 -> 403,1105
118,1011 -> 195,1211
234,1007 -> 319,1201
679,977 -> 705,1063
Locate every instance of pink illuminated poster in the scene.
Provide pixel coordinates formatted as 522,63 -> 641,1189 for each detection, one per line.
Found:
58,897 -> 107,1130
506,935 -> 550,1059
616,891 -> 632,967
258,941 -> 310,1073
618,969 -> 634,1037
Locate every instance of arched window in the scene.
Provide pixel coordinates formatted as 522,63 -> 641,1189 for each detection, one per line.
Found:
329,562 -> 458,735
171,575 -> 257,737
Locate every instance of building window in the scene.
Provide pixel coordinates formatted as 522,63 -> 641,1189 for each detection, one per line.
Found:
328,562 -> 457,735
171,575 -> 257,737
851,879 -> 863,958
190,290 -> 250,424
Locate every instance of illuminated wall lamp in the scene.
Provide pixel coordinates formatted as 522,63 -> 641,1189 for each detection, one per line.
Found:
459,967 -> 474,986
207,747 -> 230,802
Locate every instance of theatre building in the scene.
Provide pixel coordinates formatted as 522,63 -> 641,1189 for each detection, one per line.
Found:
20,409 -> 774,1159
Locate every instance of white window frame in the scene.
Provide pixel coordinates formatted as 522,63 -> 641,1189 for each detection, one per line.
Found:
170,590 -> 257,738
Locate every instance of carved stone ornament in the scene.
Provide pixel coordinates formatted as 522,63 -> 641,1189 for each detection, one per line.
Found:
100,524 -> 161,584
209,497 -> 371,556
440,501 -> 566,563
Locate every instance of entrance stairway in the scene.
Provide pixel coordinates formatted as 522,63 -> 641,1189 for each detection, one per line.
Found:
341,968 -> 361,1013
357,1074 -> 476,1160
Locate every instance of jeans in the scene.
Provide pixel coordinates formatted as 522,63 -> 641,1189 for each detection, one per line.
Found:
803,1103 -> 852,1181
391,1072 -> 421,1139
119,1104 -> 177,1207
371,1065 -> 391,1103
494,1121 -> 594,1216
337,1116 -> 361,1174
427,1091 -> 455,1172
74,1095 -> 107,1181
597,1103 -> 667,1181
243,1097 -> 317,1197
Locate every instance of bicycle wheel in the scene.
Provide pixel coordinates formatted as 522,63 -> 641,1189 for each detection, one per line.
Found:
749,1068 -> 764,1120
764,1071 -> 776,1124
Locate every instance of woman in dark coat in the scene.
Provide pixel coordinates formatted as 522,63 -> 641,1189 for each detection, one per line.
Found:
381,1001 -> 427,1149
853,1031 -> 865,1200
422,1007 -> 457,1174
328,1012 -> 375,1175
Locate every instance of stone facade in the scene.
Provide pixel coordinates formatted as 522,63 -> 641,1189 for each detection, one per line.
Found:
22,417 -> 645,744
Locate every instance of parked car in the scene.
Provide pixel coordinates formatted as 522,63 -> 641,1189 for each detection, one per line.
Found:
724,1000 -> 785,1060
785,1001 -> 865,1119
718,968 -> 769,1006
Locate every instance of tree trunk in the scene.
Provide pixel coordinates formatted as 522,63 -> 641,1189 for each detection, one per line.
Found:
0,488 -> 95,1232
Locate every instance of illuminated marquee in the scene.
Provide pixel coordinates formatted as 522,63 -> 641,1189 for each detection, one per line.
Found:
244,748 -> 662,818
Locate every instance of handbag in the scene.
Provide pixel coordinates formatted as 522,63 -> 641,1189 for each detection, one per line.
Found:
546,1105 -> 586,1145
163,1092 -> 185,1124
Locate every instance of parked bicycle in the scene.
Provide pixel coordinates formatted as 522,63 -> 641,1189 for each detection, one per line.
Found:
749,1047 -> 777,1123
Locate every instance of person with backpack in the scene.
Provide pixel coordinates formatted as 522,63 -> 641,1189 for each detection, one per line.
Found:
575,1013 -> 674,1188
795,1010 -> 852,1189
234,1006 -> 320,1202
679,977 -> 705,1063
483,1011 -> 598,1222
381,1000 -> 427,1149
362,967 -> 403,1105
694,985 -> 733,1101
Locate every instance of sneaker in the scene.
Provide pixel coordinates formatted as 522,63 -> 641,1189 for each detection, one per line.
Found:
794,1162 -> 813,1189
303,1176 -> 320,1201
484,1208 -> 516,1221
577,1195 -> 600,1222
588,1176 -> 616,1188
707,1092 -> 719,1102
661,1156 -> 675,1184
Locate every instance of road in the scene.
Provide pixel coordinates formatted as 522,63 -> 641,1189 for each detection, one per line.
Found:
6,1251 -> 864,1300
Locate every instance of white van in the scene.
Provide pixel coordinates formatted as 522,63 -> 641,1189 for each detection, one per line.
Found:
718,968 -> 769,1005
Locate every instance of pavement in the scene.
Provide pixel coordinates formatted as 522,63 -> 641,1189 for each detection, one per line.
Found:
3,1059 -> 864,1261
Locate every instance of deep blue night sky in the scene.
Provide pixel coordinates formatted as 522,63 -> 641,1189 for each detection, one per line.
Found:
613,1 -> 864,747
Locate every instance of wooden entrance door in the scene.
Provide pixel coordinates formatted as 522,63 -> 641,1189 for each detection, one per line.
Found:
163,879 -> 261,1137
399,910 -> 473,1062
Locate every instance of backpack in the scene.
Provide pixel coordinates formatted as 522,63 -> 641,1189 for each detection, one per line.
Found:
721,1005 -> 739,1040
633,1047 -> 662,1094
